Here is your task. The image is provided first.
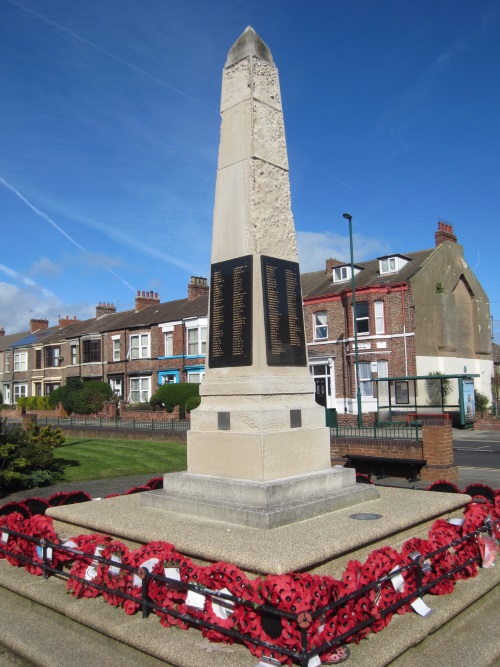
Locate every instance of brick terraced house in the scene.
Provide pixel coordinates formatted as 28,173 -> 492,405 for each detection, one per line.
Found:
0,224 -> 494,415
0,277 -> 208,406
301,222 -> 493,417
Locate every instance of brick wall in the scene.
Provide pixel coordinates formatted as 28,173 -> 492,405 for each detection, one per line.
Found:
331,437 -> 423,464
420,421 -> 457,481
474,415 -> 500,431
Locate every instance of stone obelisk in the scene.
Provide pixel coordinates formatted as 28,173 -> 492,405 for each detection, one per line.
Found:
144,27 -> 378,527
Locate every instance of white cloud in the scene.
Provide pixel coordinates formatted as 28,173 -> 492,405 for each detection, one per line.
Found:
297,230 -> 390,273
0,282 -> 62,334
30,256 -> 62,278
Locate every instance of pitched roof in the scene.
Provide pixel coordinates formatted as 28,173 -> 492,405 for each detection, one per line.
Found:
0,330 -> 30,353
301,248 -> 435,299
9,326 -> 60,349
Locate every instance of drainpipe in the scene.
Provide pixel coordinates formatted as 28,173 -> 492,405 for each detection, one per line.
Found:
400,286 -> 408,377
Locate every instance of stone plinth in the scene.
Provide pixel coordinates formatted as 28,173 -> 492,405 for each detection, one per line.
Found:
142,466 -> 379,529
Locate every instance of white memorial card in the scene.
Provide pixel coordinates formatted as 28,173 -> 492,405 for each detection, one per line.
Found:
212,587 -> 234,620
109,554 -> 122,576
132,557 -> 159,587
448,517 -> 464,526
390,567 -> 405,592
185,589 -> 206,610
308,655 -> 322,667
411,597 -> 433,616
164,567 -> 181,581
1,531 -> 9,543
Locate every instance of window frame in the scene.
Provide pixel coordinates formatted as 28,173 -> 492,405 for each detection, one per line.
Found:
374,300 -> 385,334
165,331 -> 174,357
129,376 -> 150,403
44,346 -> 61,368
186,325 -> 207,356
13,383 -> 28,401
130,333 -> 150,360
112,338 -> 121,362
313,311 -> 328,340
333,265 -> 351,283
4,352 -> 10,373
359,362 -> 373,397
82,339 -> 101,364
13,352 -> 27,372
354,302 -> 370,335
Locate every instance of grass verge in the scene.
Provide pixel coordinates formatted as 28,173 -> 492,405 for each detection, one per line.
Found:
54,436 -> 186,483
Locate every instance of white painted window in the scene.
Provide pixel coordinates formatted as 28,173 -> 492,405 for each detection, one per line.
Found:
333,265 -> 351,283
14,352 -> 27,372
187,371 -> 204,383
377,360 -> 388,378
129,377 -> 150,403
314,312 -> 328,340
14,384 -> 28,401
112,339 -> 120,361
374,300 -> 385,334
71,345 -> 77,365
161,373 -> 177,384
165,331 -> 173,356
187,326 -> 207,355
359,362 -> 373,397
130,334 -> 150,359
379,256 -> 409,275
5,353 -> 10,372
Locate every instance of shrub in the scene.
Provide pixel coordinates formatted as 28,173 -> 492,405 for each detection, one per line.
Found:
474,390 -> 489,415
185,395 -> 201,413
0,420 -> 64,495
150,383 -> 200,419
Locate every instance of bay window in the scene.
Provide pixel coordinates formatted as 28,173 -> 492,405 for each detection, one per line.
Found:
14,352 -> 27,372
129,377 -> 150,403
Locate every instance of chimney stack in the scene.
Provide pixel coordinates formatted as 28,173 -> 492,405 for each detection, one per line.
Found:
59,315 -> 79,328
187,276 -> 209,300
96,302 -> 117,318
325,258 -> 343,273
135,290 -> 160,311
30,318 -> 49,333
435,220 -> 457,246
0,326 -> 4,337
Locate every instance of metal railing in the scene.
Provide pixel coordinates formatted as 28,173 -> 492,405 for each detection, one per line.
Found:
0,516 -> 496,666
31,416 -> 191,432
331,423 -> 421,440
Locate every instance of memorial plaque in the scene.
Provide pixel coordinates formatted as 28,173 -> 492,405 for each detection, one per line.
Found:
209,255 -> 252,368
261,255 -> 307,366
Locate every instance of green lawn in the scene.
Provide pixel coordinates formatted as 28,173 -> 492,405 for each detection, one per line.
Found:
54,436 -> 187,483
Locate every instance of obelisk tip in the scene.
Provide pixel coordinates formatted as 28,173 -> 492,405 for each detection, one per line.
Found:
225,26 -> 274,67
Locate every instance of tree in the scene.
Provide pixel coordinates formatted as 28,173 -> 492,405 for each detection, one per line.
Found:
150,383 -> 200,419
425,372 -> 452,407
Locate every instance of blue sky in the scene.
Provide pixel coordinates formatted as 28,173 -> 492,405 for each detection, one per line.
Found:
1,0 -> 499,343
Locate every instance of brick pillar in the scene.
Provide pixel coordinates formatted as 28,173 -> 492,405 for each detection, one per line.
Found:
102,401 -> 118,418
21,413 -> 38,430
420,420 -> 457,482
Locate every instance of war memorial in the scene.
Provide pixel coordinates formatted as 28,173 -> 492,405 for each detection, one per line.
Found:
0,27 -> 499,667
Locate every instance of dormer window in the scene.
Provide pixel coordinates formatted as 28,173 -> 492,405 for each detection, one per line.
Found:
333,265 -> 351,283
378,255 -> 410,275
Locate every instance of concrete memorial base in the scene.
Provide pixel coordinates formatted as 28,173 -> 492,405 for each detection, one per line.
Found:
140,466 -> 379,529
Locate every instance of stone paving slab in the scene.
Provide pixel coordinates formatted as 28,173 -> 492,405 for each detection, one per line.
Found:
47,487 -> 469,575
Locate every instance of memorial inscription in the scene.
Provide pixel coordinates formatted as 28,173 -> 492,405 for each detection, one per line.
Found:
209,255 -> 252,368
261,255 -> 307,366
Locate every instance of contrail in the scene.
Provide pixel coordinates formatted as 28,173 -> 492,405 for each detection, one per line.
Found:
0,177 -> 136,293
3,0 -> 215,113
0,262 -> 58,299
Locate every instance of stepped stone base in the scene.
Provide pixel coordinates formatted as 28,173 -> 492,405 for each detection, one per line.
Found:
140,466 -> 379,528
0,488 -> 498,667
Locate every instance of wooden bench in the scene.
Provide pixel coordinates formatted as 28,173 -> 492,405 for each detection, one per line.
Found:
343,454 -> 427,483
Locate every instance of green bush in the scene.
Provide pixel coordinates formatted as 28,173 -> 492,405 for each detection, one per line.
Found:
0,420 -> 64,495
150,383 -> 200,419
185,395 -> 201,413
47,378 -> 113,415
474,390 -> 489,415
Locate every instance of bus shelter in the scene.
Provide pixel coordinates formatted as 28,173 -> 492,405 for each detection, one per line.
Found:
375,374 -> 479,428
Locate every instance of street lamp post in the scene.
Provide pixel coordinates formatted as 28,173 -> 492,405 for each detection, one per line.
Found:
343,213 -> 363,427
